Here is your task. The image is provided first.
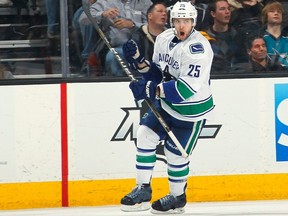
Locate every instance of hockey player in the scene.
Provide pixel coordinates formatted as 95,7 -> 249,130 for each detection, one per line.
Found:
121,1 -> 215,214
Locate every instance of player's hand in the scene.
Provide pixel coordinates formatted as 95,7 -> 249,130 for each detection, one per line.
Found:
129,79 -> 157,100
123,40 -> 145,64
122,42 -> 137,70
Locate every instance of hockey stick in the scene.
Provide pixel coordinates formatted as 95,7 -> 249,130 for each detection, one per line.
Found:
81,0 -> 188,158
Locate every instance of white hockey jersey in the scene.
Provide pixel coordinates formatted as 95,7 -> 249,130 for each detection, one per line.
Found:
153,28 -> 215,122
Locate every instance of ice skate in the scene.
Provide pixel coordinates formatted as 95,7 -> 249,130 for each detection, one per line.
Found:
151,193 -> 186,214
120,184 -> 152,212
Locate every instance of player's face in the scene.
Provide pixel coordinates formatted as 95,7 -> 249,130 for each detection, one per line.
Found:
173,18 -> 194,41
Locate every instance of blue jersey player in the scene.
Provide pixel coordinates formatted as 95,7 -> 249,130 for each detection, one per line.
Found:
121,1 -> 215,214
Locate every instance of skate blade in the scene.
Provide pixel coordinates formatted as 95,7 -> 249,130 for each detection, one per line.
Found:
151,207 -> 185,214
120,202 -> 150,212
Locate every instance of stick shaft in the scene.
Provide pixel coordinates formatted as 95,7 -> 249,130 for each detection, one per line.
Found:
82,0 -> 188,158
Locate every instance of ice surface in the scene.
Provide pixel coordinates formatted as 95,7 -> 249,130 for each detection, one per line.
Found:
0,200 -> 288,216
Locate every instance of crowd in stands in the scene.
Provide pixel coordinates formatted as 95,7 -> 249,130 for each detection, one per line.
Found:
75,0 -> 288,77
1,0 -> 287,79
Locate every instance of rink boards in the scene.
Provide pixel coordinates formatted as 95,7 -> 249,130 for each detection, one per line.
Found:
0,77 -> 288,209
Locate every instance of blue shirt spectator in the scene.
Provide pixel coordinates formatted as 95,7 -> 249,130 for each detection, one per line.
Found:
261,1 -> 288,68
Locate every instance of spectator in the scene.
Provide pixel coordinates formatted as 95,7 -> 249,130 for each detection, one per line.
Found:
228,0 -> 263,10
72,0 -> 101,76
229,0 -> 264,63
45,0 -> 60,39
127,2 -> 167,64
202,0 -> 238,73
79,0 -> 152,76
246,34 -> 286,72
262,0 -> 288,28
229,0 -> 263,24
261,1 -> 288,68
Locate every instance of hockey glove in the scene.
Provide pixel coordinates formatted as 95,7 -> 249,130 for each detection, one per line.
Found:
129,79 -> 157,101
123,40 -> 145,64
